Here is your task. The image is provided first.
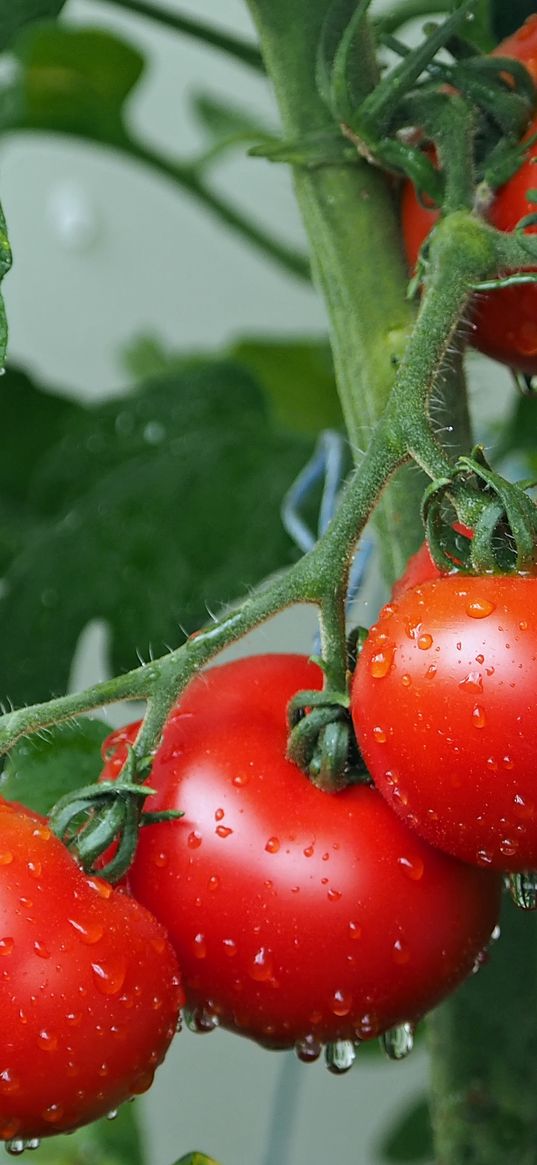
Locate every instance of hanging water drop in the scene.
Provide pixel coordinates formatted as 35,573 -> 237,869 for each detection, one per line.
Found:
380,1022 -> 414,1061
294,1034 -> 322,1063
26,1141 -> 41,1152
6,1142 -> 26,1157
507,871 -> 537,910
325,1040 -> 357,1074
184,1005 -> 220,1034
106,1110 -> 119,1121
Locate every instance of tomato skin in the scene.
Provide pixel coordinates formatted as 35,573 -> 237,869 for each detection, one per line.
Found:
102,654 -> 500,1050
352,576 -> 537,871
0,799 -> 182,1141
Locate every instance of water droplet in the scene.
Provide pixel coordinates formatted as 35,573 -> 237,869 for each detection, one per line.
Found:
193,933 -> 207,959
0,937 -> 14,957
265,837 -> 280,854
187,831 -> 202,849
232,772 -> 250,786
26,1140 -> 40,1151
19,897 -> 32,910
325,1040 -> 357,1074
5,1140 -> 25,1157
223,938 -> 237,957
397,855 -> 424,881
87,876 -> 112,899
476,849 -> 493,866
507,871 -> 537,910
295,1034 -> 322,1063
91,958 -> 127,995
216,825 -> 233,839
152,851 -> 168,868
401,674 -> 411,687
513,794 -> 534,819
0,852 -> 13,865
369,647 -> 394,678
472,948 -> 489,974
0,1070 -> 19,1094
500,838 -> 519,857
330,989 -> 352,1016
503,756 -> 514,770
184,1005 -> 219,1034
417,633 -> 433,650
472,706 -> 486,729
466,597 -> 495,619
303,845 -> 314,858
27,860 -> 42,879
249,947 -> 273,982
348,921 -> 362,941
68,918 -> 104,945
42,1104 -> 64,1124
207,873 -> 220,892
459,672 -> 483,694
486,757 -> 498,772
37,1029 -> 58,1052
107,1110 -> 118,1121
34,940 -> 50,959
392,939 -> 410,965
214,808 -> 225,822
490,924 -> 501,943
424,664 -> 437,680
372,726 -> 387,743
381,1022 -> 414,1061
327,888 -> 342,902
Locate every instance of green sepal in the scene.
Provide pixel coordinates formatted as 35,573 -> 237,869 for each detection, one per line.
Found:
249,128 -> 356,168
315,0 -> 374,119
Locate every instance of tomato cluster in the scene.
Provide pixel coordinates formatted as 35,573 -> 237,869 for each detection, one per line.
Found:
402,15 -> 537,373
100,654 -> 501,1059
0,798 -> 182,1148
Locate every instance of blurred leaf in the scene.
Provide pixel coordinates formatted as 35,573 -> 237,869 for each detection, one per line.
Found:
0,0 -> 66,52
0,361 -> 311,706
494,393 -> 537,464
0,201 -> 11,369
0,24 -> 144,142
0,367 -> 80,505
27,1104 -> 145,1164
376,1096 -> 434,1163
173,1156 -> 221,1165
2,718 -> 109,815
228,336 -> 343,434
191,91 -> 273,164
491,0 -> 537,42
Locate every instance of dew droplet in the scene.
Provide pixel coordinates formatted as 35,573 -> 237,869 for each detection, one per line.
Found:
107,1110 -> 118,1121
187,831 -> 202,849
37,1030 -> 58,1052
303,844 -> 314,858
466,598 -> 495,619
42,1103 -> 64,1124
0,1070 -> 20,1094
503,756 -> 514,771
325,1040 -> 356,1074
294,1034 -> 322,1063
214,808 -> 225,821
476,849 -> 493,866
500,838 -> 519,857
348,920 -> 362,941
397,855 -> 424,881
513,793 -> 534,819
490,924 -> 501,943
472,706 -> 486,729
0,937 -> 14,957
424,664 -> 437,680
34,940 -> 50,959
507,871 -> 537,910
87,876 -> 112,899
26,1140 -> 40,1151
401,674 -> 411,687
369,647 -> 394,678
372,726 -> 387,743
5,1139 -> 25,1157
68,918 -> 104,945
207,873 -> 220,892
392,939 -> 410,965
193,933 -> 207,959
184,1005 -> 219,1034
327,888 -> 342,902
27,860 -> 42,879
459,672 -> 483,694
417,633 -> 433,651
249,947 -> 273,982
330,989 -> 352,1017
91,958 -> 127,996
223,938 -> 237,957
216,825 -> 233,839
0,852 -> 13,866
265,837 -> 280,854
152,851 -> 168,868
232,772 -> 250,787
381,1022 -> 414,1061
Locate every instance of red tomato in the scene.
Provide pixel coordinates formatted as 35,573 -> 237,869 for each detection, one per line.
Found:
352,576 -> 537,871
0,798 -> 182,1144
101,655 -> 500,1052
402,15 -> 537,373
391,525 -> 473,600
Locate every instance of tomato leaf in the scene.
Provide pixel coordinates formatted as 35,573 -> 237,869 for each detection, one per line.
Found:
0,0 -> 66,51
0,23 -> 144,143
376,1096 -> 434,1163
2,718 -> 110,815
0,361 -> 311,706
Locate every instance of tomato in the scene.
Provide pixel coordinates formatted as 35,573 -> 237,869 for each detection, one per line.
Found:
101,654 -> 500,1053
391,524 -> 473,600
352,575 -> 537,871
0,798 -> 182,1144
401,18 -> 537,374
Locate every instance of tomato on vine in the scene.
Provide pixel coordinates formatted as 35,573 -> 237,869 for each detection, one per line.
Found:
352,575 -> 537,871
101,654 -> 501,1057
0,799 -> 182,1146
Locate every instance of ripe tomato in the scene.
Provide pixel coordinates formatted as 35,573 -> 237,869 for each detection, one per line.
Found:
401,19 -> 537,373
352,576 -> 537,870
391,525 -> 473,600
101,655 -> 500,1053
0,798 -> 182,1144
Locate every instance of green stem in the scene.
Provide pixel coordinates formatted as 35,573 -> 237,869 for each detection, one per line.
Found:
91,0 -> 265,72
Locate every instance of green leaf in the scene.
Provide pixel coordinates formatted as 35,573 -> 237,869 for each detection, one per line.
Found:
491,0 -> 537,41
173,1156 -> 221,1165
25,1104 -> 145,1165
2,718 -> 110,815
0,0 -> 66,52
193,91 -> 272,144
227,337 -> 343,434
0,24 -> 144,142
0,201 -> 12,369
376,1096 -> 434,1163
0,361 -> 311,706
494,394 -> 537,468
